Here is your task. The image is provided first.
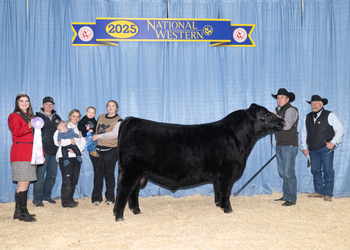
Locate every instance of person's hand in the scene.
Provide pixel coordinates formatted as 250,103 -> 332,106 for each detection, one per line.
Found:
84,137 -> 87,141
92,135 -> 98,141
71,138 -> 76,145
78,134 -> 82,138
86,126 -> 90,131
303,149 -> 309,156
326,141 -> 335,149
67,148 -> 74,153
58,141 -> 61,145
89,129 -> 93,133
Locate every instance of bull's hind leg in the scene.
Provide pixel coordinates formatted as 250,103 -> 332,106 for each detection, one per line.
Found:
128,184 -> 141,215
213,180 -> 221,207
114,172 -> 140,221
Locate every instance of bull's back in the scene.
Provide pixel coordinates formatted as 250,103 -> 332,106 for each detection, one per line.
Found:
118,117 -> 227,186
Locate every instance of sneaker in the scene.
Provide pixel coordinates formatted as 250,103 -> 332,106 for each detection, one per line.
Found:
33,201 -> 44,207
105,201 -> 114,205
90,152 -> 100,157
43,198 -> 57,204
93,201 -> 101,206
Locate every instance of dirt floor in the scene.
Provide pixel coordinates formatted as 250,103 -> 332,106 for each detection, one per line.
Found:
0,192 -> 349,250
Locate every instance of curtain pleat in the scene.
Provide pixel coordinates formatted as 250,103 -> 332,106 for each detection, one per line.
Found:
0,0 -> 349,202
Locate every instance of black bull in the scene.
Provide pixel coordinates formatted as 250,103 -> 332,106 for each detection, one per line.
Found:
113,104 -> 285,221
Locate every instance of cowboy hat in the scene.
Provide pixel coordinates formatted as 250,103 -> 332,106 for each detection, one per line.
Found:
271,88 -> 295,102
306,95 -> 328,105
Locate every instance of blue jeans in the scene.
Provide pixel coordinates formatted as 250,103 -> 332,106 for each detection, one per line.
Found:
86,132 -> 97,152
276,146 -> 298,203
309,146 -> 335,197
90,140 -> 97,152
33,154 -> 58,202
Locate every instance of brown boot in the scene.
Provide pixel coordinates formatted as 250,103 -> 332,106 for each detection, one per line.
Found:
90,151 -> 100,157
307,193 -> 324,198
324,196 -> 332,202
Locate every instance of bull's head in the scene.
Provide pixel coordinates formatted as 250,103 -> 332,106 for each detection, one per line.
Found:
248,104 -> 285,133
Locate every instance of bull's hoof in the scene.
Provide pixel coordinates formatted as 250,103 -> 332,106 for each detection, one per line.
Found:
132,207 -> 141,215
115,216 -> 124,222
215,202 -> 220,207
221,207 -> 233,213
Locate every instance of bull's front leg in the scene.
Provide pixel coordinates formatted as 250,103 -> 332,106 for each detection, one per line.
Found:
217,178 -> 234,213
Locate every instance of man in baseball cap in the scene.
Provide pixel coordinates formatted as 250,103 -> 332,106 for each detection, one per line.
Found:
42,96 -> 55,104
33,96 -> 61,207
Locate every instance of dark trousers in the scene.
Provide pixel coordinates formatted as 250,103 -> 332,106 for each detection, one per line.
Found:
90,147 -> 118,203
59,158 -> 81,206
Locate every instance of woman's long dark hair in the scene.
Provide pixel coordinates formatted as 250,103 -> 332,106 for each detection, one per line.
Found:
14,92 -> 34,122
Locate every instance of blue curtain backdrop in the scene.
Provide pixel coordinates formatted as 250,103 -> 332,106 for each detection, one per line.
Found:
0,0 -> 349,203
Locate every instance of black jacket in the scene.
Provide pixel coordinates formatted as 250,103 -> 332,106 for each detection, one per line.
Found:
78,115 -> 97,137
36,108 -> 61,155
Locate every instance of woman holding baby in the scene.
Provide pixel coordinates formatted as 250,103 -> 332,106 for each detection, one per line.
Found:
53,109 -> 86,208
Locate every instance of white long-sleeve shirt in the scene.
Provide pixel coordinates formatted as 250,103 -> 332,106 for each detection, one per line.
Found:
301,110 -> 345,150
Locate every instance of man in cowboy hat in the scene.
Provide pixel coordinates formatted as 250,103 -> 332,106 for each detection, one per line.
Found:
271,88 -> 299,206
301,95 -> 344,202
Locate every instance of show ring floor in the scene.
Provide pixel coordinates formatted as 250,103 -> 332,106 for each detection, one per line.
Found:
1,192 -> 349,250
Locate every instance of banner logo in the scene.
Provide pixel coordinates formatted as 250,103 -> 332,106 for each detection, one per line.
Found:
203,25 -> 213,36
72,18 -> 255,47
233,28 -> 247,43
78,26 -> 94,42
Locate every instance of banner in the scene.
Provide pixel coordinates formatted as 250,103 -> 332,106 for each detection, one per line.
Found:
72,18 -> 255,47
210,24 -> 255,47
72,23 -> 118,46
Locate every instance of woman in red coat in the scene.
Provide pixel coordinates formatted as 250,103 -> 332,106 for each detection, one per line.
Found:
8,92 -> 37,222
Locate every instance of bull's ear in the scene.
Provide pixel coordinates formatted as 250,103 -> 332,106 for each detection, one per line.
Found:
249,103 -> 258,109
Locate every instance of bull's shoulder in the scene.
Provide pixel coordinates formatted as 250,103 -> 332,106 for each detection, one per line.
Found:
222,110 -> 250,127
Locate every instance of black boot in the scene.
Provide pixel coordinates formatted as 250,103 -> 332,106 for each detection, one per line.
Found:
13,192 -> 21,220
14,191 -> 36,220
17,191 -> 36,222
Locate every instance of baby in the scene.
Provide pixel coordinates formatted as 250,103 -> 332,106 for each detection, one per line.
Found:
57,121 -> 82,166
78,107 -> 98,157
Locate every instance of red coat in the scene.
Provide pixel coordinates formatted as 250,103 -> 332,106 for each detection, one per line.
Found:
8,113 -> 34,162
